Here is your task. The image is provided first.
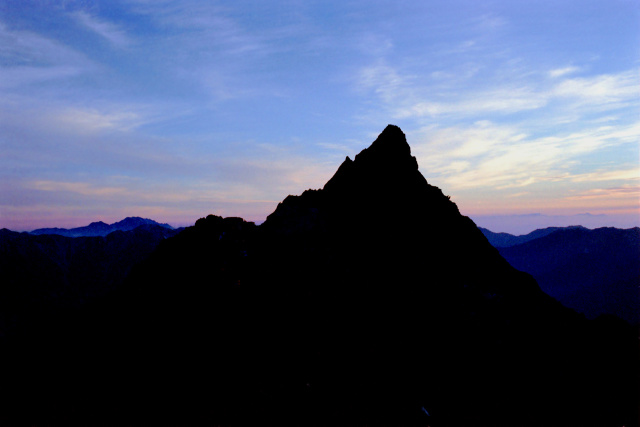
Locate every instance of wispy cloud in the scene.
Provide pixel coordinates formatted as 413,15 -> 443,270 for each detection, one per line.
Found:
549,66 -> 580,78
0,22 -> 92,88
73,11 -> 131,48
395,86 -> 548,118
123,1 -> 296,102
2,141 -> 337,229
129,1 -> 271,56
356,60 -> 638,121
566,185 -> 640,201
570,168 -> 640,183
29,180 -> 133,198
354,33 -> 394,57
49,108 -> 146,134
1,1 -> 637,231
0,65 -> 83,89
411,120 -> 640,192
356,62 -> 410,104
551,70 -> 639,108
0,22 -> 83,65
473,13 -> 508,31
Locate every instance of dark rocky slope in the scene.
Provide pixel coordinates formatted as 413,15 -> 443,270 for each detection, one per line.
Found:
496,226 -> 640,324
0,224 -> 180,337
0,126 -> 637,426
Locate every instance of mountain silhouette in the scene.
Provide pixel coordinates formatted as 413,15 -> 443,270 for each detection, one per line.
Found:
480,225 -> 588,247
492,226 -> 640,324
0,125 -> 637,426
30,216 -> 174,237
0,224 -> 180,337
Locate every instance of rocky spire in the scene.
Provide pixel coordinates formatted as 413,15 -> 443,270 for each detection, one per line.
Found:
322,124 -> 421,194
358,124 -> 413,161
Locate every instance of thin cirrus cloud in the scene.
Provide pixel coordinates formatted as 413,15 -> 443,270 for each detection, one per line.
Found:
551,71 -> 639,112
0,22 -> 85,66
548,66 -> 581,78
567,185 -> 639,200
127,1 -> 286,59
1,91 -> 339,228
9,146 -> 336,226
29,180 -> 134,198
49,108 -> 146,134
0,1 -> 638,232
570,167 -> 640,184
356,62 -> 638,121
412,121 -> 639,191
123,2 -> 301,104
0,23 -> 91,88
562,185 -> 640,216
72,11 -> 132,48
355,48 -> 638,221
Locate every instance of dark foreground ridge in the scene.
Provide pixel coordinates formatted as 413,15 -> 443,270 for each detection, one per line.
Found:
0,125 -> 637,426
0,224 -> 181,337
482,226 -> 640,323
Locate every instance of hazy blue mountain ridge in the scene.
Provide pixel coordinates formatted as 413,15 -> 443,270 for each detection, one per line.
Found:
487,226 -> 640,324
479,225 -> 588,247
30,216 -> 174,237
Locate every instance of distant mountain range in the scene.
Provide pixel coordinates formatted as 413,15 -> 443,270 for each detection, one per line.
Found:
481,226 -> 640,324
474,213 -> 639,235
10,221 -> 636,326
0,223 -> 181,337
30,216 -> 174,237
0,127 -> 636,426
479,225 -> 588,247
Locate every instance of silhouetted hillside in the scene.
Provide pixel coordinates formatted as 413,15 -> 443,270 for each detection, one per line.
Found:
0,126 -> 637,426
495,226 -> 640,324
480,225 -> 587,247
30,216 -> 174,237
0,224 -> 180,337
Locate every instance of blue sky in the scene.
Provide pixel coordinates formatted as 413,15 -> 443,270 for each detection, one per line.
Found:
0,0 -> 638,234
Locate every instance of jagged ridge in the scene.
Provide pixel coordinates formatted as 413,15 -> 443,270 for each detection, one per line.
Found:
0,126 -> 637,427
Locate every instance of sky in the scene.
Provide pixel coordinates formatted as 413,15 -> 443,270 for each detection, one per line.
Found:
0,0 -> 638,234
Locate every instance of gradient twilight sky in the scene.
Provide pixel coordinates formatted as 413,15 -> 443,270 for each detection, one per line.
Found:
1,0 -> 638,234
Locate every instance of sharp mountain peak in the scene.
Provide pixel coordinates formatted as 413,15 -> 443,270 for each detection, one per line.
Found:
2,124 -> 637,427
321,125 -> 422,194
365,124 -> 412,157
348,124 -> 416,166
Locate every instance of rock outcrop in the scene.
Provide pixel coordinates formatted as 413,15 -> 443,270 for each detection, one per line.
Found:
1,126 -> 636,426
